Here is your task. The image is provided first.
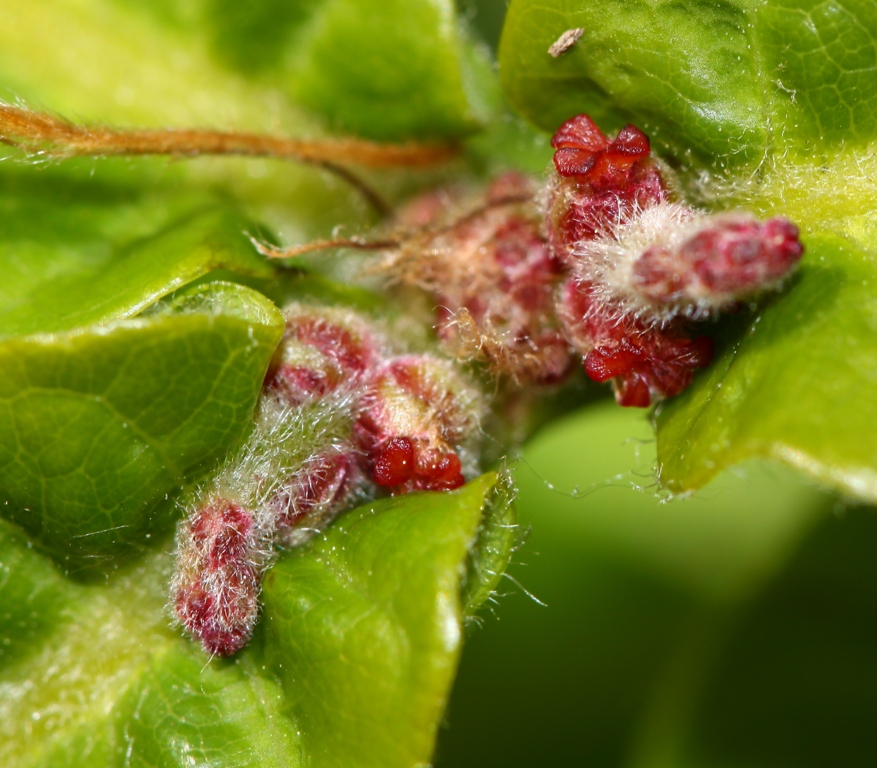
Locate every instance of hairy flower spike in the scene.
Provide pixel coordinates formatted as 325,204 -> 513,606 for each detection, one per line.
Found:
171,387 -> 363,656
383,173 -> 572,384
631,214 -> 803,306
172,498 -> 263,657
372,116 -> 800,406
568,202 -> 804,325
173,304 -> 485,655
551,115 -> 651,184
546,115 -> 804,406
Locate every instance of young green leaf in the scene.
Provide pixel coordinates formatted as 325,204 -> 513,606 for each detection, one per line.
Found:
260,472 -> 513,768
0,282 -> 283,570
0,473 -> 514,768
657,233 -> 877,502
500,0 -> 877,168
0,175 -> 275,336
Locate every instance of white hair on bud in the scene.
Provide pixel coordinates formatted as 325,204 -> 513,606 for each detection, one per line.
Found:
215,387 -> 366,533
169,379 -> 369,642
569,201 -> 706,325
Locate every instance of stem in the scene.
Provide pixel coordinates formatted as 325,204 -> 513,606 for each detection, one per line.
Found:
250,192 -> 536,259
0,104 -> 460,215
0,105 -> 458,168
251,235 -> 400,260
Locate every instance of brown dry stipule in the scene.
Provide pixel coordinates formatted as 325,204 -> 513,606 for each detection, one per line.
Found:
251,191 -> 537,260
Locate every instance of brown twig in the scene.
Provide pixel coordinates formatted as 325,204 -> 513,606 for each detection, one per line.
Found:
250,235 -> 401,260
0,104 -> 460,215
250,190 -> 536,261
0,105 -> 458,168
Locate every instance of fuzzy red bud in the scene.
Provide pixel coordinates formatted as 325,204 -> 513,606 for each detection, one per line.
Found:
173,499 -> 262,657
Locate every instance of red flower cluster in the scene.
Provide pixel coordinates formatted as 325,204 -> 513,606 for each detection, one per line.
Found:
173,115 -> 805,657
173,305 -> 482,656
395,114 -> 803,406
267,308 -> 480,495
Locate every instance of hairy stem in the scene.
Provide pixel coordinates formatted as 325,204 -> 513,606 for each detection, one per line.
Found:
0,104 -> 463,214
0,105 -> 458,167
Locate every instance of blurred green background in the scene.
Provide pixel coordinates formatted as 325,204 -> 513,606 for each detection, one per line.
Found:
435,402 -> 877,767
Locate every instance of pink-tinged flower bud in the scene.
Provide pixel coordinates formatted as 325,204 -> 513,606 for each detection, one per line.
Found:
267,306 -> 380,404
432,204 -> 572,384
172,498 -> 264,657
546,115 -> 668,259
171,386 -> 367,656
559,277 -> 713,407
386,173 -> 573,385
566,202 -> 804,325
271,447 -> 366,547
354,355 -> 482,493
632,214 -> 803,305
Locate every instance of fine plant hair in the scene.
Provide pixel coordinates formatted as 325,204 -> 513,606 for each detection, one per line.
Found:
169,385 -> 367,621
571,200 -> 737,326
202,387 -> 365,540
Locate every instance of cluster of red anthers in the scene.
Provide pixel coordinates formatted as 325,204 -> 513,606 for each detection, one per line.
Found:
268,309 -> 480,493
173,305 -> 482,656
173,115 -> 804,657
394,114 -> 803,407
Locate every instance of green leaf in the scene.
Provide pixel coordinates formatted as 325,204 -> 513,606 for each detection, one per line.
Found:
0,473 -> 514,768
460,470 -> 518,616
0,518 -> 74,670
0,282 -> 284,570
260,472 -> 512,768
1,0 -> 491,145
169,0 -> 497,141
0,1 -> 311,133
283,0 -> 496,141
0,2 -> 425,238
0,172 -> 276,337
657,232 -> 877,501
757,0 -> 877,151
499,0 -> 877,167
110,647 -> 302,768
